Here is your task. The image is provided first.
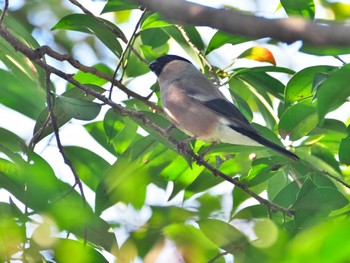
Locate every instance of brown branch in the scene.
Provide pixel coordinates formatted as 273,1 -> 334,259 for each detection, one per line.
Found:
133,0 -> 350,46
0,0 -> 9,24
68,0 -> 127,42
109,9 -> 147,99
44,72 -> 87,204
0,24 -> 293,216
34,45 -> 160,111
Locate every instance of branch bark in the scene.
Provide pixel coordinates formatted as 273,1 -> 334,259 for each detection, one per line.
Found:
0,24 -> 294,217
133,0 -> 350,46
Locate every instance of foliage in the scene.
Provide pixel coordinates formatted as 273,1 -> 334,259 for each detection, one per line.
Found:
0,0 -> 350,262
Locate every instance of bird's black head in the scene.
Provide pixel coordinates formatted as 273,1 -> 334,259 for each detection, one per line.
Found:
149,55 -> 192,77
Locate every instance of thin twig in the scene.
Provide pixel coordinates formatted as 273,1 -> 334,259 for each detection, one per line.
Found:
0,23 -> 294,216
176,25 -> 220,85
68,0 -> 127,42
44,71 -> 87,204
68,0 -> 148,65
109,8 -> 147,99
0,0 -> 9,24
33,45 -> 161,111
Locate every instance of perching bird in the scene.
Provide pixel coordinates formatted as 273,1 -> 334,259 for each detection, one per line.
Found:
149,55 -> 299,160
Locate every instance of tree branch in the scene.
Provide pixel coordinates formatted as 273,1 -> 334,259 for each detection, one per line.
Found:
132,0 -> 350,46
0,24 -> 293,216
0,0 -> 9,24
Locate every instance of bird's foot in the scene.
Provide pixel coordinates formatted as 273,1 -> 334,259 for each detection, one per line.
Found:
176,136 -> 196,154
199,142 -> 218,158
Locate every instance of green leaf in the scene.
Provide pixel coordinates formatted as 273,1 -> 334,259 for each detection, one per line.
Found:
316,64 -> 350,120
33,85 -> 104,144
267,171 -> 290,201
70,63 -> 113,87
140,27 -> 170,49
54,239 -> 109,263
285,65 -> 336,105
279,98 -> 318,140
161,26 -> 202,65
198,219 -> 248,251
0,153 -> 117,251
85,121 -> 119,157
311,145 -> 341,174
0,70 -> 45,119
252,219 -> 279,248
164,224 -> 224,262
0,128 -> 26,152
101,0 -> 139,13
103,109 -> 126,144
240,157 -> 287,187
237,70 -> 285,100
271,181 -> 299,208
52,14 -> 124,56
300,44 -> 350,55
95,136 -> 158,213
233,205 -> 269,219
57,96 -> 101,121
284,218 -> 350,263
141,13 -> 172,30
206,31 -> 251,54
293,187 -> 348,227
339,125 -> 350,165
64,146 -> 110,191
182,26 -> 204,52
281,0 -> 315,19
124,52 -> 150,77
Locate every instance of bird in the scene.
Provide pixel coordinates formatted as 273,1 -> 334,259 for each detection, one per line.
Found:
148,54 -> 299,160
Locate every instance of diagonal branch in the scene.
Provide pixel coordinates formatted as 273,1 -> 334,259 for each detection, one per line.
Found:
0,24 -> 293,216
132,0 -> 350,46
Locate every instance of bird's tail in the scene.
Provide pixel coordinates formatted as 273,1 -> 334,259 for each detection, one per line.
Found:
230,125 -> 299,160
256,135 -> 299,160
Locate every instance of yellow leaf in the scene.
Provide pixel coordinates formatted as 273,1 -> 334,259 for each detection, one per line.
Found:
238,46 -> 276,65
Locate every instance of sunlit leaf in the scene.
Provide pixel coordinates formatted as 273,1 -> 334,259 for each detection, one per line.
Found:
54,239 -> 109,263
206,31 -> 251,54
284,218 -> 350,263
281,0 -> 315,19
141,13 -> 172,30
238,46 -> 276,65
101,0 -> 139,13
0,70 -> 45,119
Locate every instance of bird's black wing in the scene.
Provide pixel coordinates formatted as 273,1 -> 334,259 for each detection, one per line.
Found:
201,98 -> 299,160
202,98 -> 258,133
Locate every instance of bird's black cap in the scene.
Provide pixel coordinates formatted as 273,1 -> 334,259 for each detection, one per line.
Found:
149,55 -> 191,77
